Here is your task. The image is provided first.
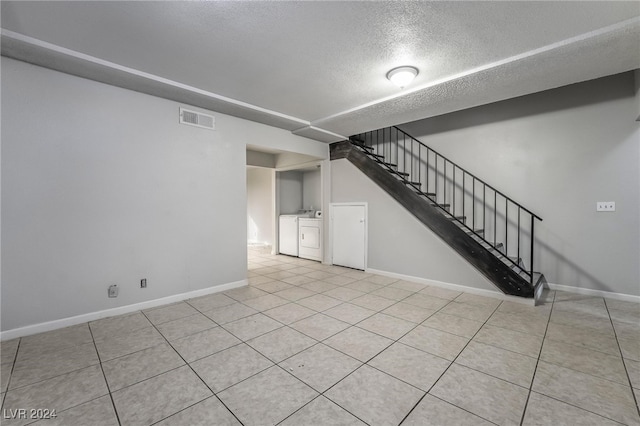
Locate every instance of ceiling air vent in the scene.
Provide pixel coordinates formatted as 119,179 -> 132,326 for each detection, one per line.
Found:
179,107 -> 215,130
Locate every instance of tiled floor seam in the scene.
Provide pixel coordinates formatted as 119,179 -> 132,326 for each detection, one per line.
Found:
515,293 -> 636,426
88,323 -> 122,426
139,310 -> 245,426
314,362 -> 377,425
408,296 -> 504,424
398,393 -> 500,426
284,393 -> 373,426
518,289 -> 556,426
4,348 -> 103,392
1,338 -> 21,406
528,392 -> 630,426
303,294 -> 460,425
602,297 -> 640,418
543,333 -> 628,358
147,395 -> 233,426
278,290 -> 428,425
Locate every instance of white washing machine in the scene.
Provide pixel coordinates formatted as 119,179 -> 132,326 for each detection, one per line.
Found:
299,218 -> 323,261
279,211 -> 314,256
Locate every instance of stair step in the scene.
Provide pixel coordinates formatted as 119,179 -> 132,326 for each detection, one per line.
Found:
352,141 -> 374,151
431,203 -> 451,209
508,256 -> 525,269
465,228 -> 485,235
338,136 -> 543,299
487,242 -> 505,252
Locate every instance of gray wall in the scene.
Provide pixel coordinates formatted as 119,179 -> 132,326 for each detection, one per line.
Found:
247,150 -> 276,168
331,159 -> 497,292
247,168 -> 274,245
400,71 -> 640,296
303,169 -> 322,211
277,171 -> 304,215
0,58 -> 326,331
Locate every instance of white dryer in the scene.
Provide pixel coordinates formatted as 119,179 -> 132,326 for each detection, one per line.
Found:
279,211 -> 314,257
299,218 -> 323,261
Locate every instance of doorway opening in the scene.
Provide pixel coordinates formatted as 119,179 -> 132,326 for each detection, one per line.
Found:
246,146 -> 326,262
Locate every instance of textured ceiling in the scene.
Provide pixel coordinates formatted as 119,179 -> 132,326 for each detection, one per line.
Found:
2,1 -> 639,142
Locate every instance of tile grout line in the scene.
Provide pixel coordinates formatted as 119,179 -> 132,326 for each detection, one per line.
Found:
248,257 -> 519,409
1,337 -> 22,412
518,289 -> 556,426
603,298 -> 640,419
12,251 -> 632,425
246,268 -> 416,425
218,260 -> 375,424
88,324 -> 123,426
4,332 -> 122,425
396,294 -> 504,426
252,254 -> 640,423
138,309 -> 246,426
273,393 -> 372,426
291,289 -> 484,425
527,295 -> 636,425
268,257 -> 637,424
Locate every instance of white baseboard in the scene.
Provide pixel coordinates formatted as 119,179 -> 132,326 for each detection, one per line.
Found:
546,282 -> 640,303
366,268 -> 536,306
0,279 -> 247,341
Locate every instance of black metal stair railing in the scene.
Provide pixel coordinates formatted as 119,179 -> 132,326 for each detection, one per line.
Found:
350,126 -> 543,287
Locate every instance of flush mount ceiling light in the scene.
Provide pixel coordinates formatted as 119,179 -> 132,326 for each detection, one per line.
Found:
386,66 -> 419,89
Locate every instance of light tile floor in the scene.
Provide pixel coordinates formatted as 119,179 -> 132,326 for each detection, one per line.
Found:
1,247 -> 639,425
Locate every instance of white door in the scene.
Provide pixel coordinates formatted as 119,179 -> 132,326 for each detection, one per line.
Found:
331,203 -> 366,270
279,216 -> 298,256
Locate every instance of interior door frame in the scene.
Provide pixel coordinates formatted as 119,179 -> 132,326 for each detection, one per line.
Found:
329,202 -> 368,270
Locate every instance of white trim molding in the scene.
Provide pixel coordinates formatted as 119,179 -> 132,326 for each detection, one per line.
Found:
366,268 -> 537,306
546,282 -> 640,304
0,279 -> 247,341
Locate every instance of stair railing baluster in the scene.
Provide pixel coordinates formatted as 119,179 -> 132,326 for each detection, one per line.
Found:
410,138 -> 414,183
472,177 -> 476,234
483,184 -> 486,241
462,171 -> 466,223
517,206 -> 521,268
426,148 -> 430,195
453,165 -> 456,215
396,127 -> 399,169
386,127 -> 389,162
443,160 -> 447,206
402,134 -> 406,176
530,216 -> 535,286
348,125 -> 543,290
383,128 -> 386,161
435,153 -> 438,201
494,191 -> 497,250
505,198 -> 509,256
418,144 -> 421,185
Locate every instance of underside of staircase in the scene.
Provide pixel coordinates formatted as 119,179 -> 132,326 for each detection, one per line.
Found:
330,130 -> 546,300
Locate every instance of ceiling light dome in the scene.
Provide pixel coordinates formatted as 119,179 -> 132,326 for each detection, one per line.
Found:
386,66 -> 419,89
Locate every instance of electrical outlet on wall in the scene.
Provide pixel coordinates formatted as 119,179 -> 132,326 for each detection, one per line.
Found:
140,278 -> 147,288
596,201 -> 616,212
108,284 -> 118,298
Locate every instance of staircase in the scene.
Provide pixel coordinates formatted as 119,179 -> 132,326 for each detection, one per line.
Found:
330,126 -> 546,299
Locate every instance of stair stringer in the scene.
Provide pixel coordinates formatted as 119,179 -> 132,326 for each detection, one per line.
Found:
331,140 -> 535,298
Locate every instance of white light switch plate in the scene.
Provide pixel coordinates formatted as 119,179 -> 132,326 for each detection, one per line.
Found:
596,201 -> 616,212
